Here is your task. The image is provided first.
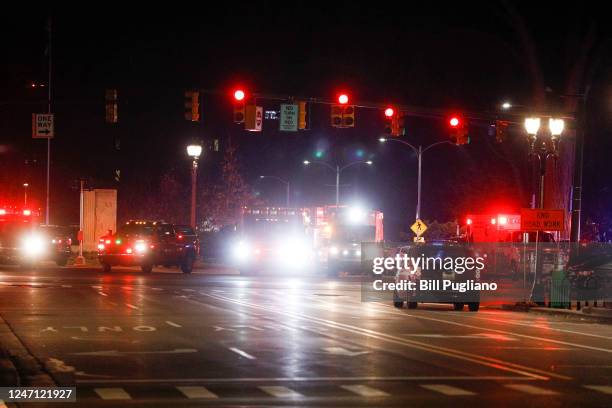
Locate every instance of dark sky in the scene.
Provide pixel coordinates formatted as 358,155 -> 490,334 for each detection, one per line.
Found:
1,2 -> 610,238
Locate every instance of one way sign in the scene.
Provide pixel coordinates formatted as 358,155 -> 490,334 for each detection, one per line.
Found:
32,114 -> 55,139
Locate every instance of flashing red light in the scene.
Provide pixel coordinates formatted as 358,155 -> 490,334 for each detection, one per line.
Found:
23,209 -> 31,216
498,216 -> 508,225
449,117 -> 460,127
233,89 -> 245,101
466,218 -> 472,226
491,218 -> 497,225
0,209 -> 6,215
177,234 -> 183,239
338,94 -> 349,104
384,107 -> 395,118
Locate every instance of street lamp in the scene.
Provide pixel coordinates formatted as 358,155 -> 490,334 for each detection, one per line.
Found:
501,101 -> 512,110
524,117 -> 541,135
23,183 -> 29,206
259,175 -> 291,207
187,143 -> 203,229
379,137 -> 453,221
303,160 -> 373,205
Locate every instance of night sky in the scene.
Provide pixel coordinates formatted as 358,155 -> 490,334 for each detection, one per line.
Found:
1,3 -> 610,239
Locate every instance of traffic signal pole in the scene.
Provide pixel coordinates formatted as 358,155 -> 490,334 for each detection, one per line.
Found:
336,166 -> 340,206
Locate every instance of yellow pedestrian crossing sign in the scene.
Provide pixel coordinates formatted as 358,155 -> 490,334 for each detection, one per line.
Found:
410,219 -> 427,236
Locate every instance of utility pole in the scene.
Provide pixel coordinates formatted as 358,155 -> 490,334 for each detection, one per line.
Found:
74,179 -> 85,266
45,16 -> 52,225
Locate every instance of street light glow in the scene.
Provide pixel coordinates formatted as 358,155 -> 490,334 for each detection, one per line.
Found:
303,160 -> 310,165
501,101 -> 512,110
366,160 -> 373,165
549,118 -> 565,136
187,144 -> 202,158
379,137 -> 387,143
524,117 -> 541,135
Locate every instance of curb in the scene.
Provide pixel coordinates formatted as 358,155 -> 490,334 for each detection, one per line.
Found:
500,303 -> 612,324
0,315 -> 67,387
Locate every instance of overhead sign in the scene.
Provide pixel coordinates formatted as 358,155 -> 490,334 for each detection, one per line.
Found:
410,219 -> 428,237
520,209 -> 565,231
279,104 -> 298,132
32,113 -> 54,139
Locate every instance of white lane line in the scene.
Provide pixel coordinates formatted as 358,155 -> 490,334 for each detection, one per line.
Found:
166,321 -> 182,328
94,387 -> 132,400
204,293 -> 564,380
374,303 -> 612,354
505,384 -> 559,395
421,384 -> 476,396
91,285 -> 102,289
228,347 -> 256,360
98,292 -> 108,297
176,386 -> 218,399
341,385 -> 390,397
259,386 -> 303,398
584,385 -> 612,395
125,303 -> 139,310
151,287 -> 163,291
182,288 -> 195,292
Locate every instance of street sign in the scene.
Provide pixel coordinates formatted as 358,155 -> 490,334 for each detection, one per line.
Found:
410,219 -> 428,236
279,104 -> 298,132
413,236 -> 425,243
32,113 -> 54,139
520,209 -> 565,231
245,105 -> 263,132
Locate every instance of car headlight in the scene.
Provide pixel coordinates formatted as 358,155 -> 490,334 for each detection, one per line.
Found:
134,241 -> 147,253
232,241 -> 250,262
22,235 -> 46,257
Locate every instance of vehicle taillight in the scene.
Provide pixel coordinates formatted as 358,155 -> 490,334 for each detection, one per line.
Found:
126,248 -> 133,254
97,243 -> 105,250
177,234 -> 183,239
105,239 -> 111,244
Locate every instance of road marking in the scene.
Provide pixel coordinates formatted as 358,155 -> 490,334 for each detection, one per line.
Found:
94,387 -> 131,400
98,292 -> 108,297
182,288 -> 195,292
72,348 -> 196,356
125,303 -> 139,310
439,311 -> 612,340
77,375 -> 536,384
323,346 -> 370,356
584,385 -> 612,395
421,384 -> 476,396
259,386 -> 303,398
228,347 -> 256,360
204,293 -> 566,380
505,384 -> 559,395
61,284 -> 72,288
375,303 -> 612,355
152,287 -> 163,291
176,386 -> 218,399
91,285 -> 102,289
341,385 -> 389,397
166,320 -> 182,328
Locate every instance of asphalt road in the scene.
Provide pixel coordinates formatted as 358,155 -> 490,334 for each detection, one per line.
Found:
0,265 -> 611,407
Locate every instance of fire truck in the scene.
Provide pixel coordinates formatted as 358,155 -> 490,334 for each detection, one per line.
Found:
228,205 -> 383,275
310,205 -> 384,276
0,205 -> 71,267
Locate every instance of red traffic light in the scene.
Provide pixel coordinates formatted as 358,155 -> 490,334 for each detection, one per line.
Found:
233,89 -> 245,101
449,116 -> 460,127
338,93 -> 349,105
384,107 -> 394,118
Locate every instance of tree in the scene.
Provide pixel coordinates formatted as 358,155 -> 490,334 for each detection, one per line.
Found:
200,145 -> 258,229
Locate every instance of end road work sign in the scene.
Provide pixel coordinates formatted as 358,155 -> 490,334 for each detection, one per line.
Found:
520,209 -> 565,231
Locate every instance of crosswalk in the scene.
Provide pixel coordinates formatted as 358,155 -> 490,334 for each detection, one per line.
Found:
81,383 -> 612,401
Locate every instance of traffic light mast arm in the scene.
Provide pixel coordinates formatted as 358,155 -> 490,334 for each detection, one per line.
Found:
422,140 -> 453,153
339,160 -> 372,172
381,138 -> 419,155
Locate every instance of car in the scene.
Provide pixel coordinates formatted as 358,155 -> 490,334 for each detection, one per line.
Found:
392,242 -> 481,312
173,224 -> 200,258
98,221 -> 197,274
38,225 -> 73,266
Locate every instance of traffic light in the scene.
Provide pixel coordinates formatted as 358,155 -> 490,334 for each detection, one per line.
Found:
105,89 -> 118,123
383,106 -> 403,137
184,90 -> 200,121
298,101 -> 308,130
233,89 -> 246,123
331,104 -> 355,128
449,116 -> 469,145
495,120 -> 509,143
